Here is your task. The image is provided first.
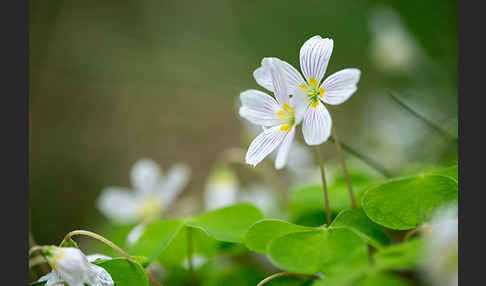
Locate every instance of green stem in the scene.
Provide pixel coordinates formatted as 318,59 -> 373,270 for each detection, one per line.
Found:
257,272 -> 320,286
332,125 -> 357,209
314,146 -> 332,226
61,230 -> 133,262
328,137 -> 392,178
388,92 -> 458,143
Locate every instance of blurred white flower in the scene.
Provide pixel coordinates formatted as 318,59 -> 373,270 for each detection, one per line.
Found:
240,58 -> 306,169
204,166 -> 238,210
97,159 -> 191,224
38,246 -> 113,286
126,223 -> 148,245
421,206 -> 458,286
182,254 -> 208,270
369,6 -> 420,73
254,35 -> 361,146
238,184 -> 278,216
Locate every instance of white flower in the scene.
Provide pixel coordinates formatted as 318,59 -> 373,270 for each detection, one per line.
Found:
369,6 -> 419,73
240,58 -> 306,169
38,247 -> 113,286
97,158 -> 191,224
204,166 -> 238,211
253,35 -> 361,146
421,206 -> 458,286
238,184 -> 278,216
182,254 -> 208,270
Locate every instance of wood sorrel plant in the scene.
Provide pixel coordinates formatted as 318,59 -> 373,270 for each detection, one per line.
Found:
30,36 -> 457,286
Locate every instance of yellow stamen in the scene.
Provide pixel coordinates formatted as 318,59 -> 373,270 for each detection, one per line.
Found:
308,78 -> 318,87
299,83 -> 308,89
283,103 -> 294,112
311,101 -> 319,108
277,110 -> 285,116
319,87 -> 325,98
280,124 -> 290,131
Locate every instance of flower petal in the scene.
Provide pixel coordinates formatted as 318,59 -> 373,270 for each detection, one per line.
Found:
87,264 -> 115,286
245,125 -> 287,167
302,101 -> 332,145
321,68 -> 361,105
131,159 -> 162,195
300,36 -> 334,83
97,187 -> 140,224
239,89 -> 280,126
290,88 -> 308,124
126,223 -> 147,245
86,254 -> 112,262
253,59 -> 275,92
160,163 -> 191,207
254,57 -> 305,94
38,271 -> 63,286
275,127 -> 296,169
269,58 -> 291,104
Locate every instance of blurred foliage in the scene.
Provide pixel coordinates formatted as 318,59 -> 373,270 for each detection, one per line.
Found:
30,0 -> 457,284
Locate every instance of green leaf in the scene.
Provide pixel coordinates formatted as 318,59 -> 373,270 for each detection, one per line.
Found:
373,238 -> 423,272
94,258 -> 149,286
157,225 -> 219,267
186,203 -> 264,243
290,173 -> 377,226
129,219 -> 184,265
243,219 -> 316,253
331,209 -> 390,249
353,273 -> 414,286
268,230 -> 325,274
427,165 -> 458,182
268,227 -> 368,275
28,282 -> 46,286
362,175 -> 458,230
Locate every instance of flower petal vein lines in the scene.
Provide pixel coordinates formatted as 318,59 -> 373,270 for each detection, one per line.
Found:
240,58 -> 306,169
253,35 -> 361,146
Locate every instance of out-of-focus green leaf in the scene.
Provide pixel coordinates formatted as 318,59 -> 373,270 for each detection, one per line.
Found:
373,238 -> 423,271
362,175 -> 458,230
427,165 -> 458,182
290,173 -> 378,226
268,230 -> 325,274
129,220 -> 184,265
353,273 -> 414,286
158,225 -> 219,267
243,219 -> 316,253
331,209 -> 390,249
268,227 -> 368,275
94,258 -> 149,286
186,203 -> 264,243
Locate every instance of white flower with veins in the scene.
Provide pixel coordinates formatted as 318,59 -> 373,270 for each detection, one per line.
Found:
97,158 -> 190,224
38,246 -> 113,286
253,35 -> 361,145
240,58 -> 306,169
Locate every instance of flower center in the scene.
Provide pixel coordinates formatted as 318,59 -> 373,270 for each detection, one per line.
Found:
139,196 -> 162,220
299,77 -> 325,108
276,103 -> 295,131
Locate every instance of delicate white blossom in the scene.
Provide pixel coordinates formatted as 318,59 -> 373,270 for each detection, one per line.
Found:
238,184 -> 278,216
253,35 -> 361,145
240,58 -> 306,168
421,206 -> 458,286
38,247 -> 113,286
97,158 -> 190,224
204,166 -> 238,210
369,6 -> 420,73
